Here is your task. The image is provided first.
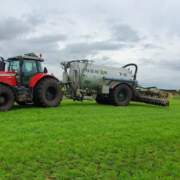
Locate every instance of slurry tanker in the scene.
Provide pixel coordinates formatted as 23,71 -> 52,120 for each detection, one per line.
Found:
61,60 -> 169,106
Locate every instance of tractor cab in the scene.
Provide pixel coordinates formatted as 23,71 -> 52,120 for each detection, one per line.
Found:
7,53 -> 45,86
0,53 -> 62,111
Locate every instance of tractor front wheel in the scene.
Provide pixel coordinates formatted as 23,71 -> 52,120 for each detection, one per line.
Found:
34,78 -> 62,107
0,85 -> 14,111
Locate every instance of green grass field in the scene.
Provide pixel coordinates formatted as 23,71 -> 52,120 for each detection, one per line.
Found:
0,98 -> 179,180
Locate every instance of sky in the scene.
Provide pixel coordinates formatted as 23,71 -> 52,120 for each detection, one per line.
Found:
0,0 -> 180,89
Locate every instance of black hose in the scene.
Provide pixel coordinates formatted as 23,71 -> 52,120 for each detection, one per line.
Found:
123,63 -> 138,81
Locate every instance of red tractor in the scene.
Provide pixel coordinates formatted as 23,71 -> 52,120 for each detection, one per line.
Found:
0,53 -> 63,111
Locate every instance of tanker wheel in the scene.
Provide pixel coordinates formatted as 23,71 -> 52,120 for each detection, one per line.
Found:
34,78 -> 62,107
0,84 -> 14,111
96,95 -> 104,104
96,95 -> 111,105
112,84 -> 132,106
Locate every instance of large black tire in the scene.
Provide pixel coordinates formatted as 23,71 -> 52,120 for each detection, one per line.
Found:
96,95 -> 104,104
112,84 -> 132,106
34,78 -> 62,107
0,84 -> 14,111
96,95 -> 107,104
96,95 -> 112,105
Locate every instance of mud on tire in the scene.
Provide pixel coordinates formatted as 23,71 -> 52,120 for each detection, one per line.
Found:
0,84 -> 14,111
34,78 -> 63,107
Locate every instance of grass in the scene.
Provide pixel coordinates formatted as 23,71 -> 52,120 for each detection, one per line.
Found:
0,99 -> 179,180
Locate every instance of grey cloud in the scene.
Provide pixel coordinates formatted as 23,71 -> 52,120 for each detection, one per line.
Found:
111,24 -> 141,42
159,59 -> 180,71
61,41 -> 126,58
24,13 -> 46,26
139,58 -> 154,66
142,43 -> 163,50
0,15 -> 67,59
139,57 -> 180,72
52,40 -> 128,66
43,40 -> 127,64
28,34 -> 67,44
0,12 -> 49,42
0,17 -> 31,41
0,34 -> 62,60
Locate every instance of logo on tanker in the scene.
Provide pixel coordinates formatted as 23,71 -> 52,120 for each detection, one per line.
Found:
85,68 -> 127,77
85,69 -> 107,75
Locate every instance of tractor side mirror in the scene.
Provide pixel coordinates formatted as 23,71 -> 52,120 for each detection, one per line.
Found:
44,67 -> 48,73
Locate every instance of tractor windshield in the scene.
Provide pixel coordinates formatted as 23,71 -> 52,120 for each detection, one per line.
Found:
8,60 -> 20,73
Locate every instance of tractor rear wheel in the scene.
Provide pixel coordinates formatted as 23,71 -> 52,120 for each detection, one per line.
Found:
34,78 -> 62,107
112,84 -> 132,106
0,85 -> 14,111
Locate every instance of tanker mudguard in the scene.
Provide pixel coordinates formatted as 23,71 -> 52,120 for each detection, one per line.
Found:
29,73 -> 59,88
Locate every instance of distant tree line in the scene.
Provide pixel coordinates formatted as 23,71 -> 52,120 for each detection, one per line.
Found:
161,89 -> 180,96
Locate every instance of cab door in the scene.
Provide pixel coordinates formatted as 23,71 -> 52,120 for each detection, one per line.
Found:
22,60 -> 38,86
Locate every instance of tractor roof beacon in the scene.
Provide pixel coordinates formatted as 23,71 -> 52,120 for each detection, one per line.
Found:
0,53 -> 63,111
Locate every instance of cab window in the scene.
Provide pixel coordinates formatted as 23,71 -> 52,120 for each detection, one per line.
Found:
22,60 -> 38,75
8,60 -> 20,73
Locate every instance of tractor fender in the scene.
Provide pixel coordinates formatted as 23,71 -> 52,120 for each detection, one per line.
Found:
29,73 -> 60,89
0,72 -> 16,87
